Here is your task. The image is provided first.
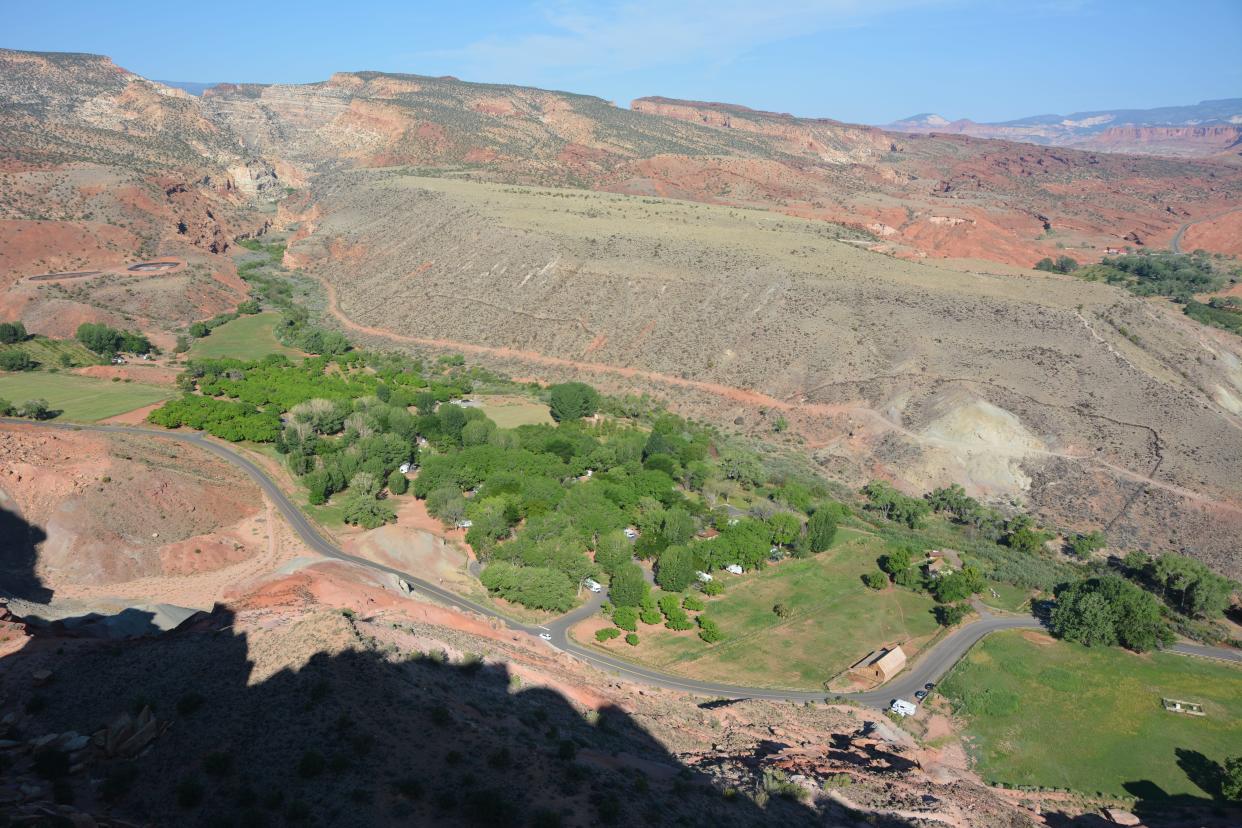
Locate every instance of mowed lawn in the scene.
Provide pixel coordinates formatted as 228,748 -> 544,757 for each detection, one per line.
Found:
478,399 -> 553,428
0,373 -> 172,421
941,630 -> 1242,798
187,313 -> 302,361
618,528 -> 940,690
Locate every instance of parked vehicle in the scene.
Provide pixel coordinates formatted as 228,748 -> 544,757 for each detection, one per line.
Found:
583,578 -> 602,593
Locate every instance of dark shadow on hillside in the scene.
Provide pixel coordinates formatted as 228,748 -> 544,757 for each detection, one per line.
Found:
0,606 -> 923,827
0,502 -> 51,604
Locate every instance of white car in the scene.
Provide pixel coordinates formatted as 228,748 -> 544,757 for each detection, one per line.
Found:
539,632 -> 553,641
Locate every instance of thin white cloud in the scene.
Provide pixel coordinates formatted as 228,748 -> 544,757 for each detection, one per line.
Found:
418,0 -> 963,83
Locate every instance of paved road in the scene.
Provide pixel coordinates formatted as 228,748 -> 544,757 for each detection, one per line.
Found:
1170,207 -> 1241,254
4,418 -> 1238,708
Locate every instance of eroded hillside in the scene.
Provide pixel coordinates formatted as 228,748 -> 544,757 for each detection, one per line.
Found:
0,49 -> 277,333
290,172 -> 1242,574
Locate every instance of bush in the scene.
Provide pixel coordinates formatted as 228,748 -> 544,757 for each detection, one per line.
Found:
387,469 -> 409,495
863,571 -> 887,590
697,615 -> 724,643
933,603 -> 969,626
625,633 -> 639,646
702,580 -> 724,596
595,627 -> 621,642
0,350 -> 35,371
612,605 -> 638,632
682,594 -> 705,611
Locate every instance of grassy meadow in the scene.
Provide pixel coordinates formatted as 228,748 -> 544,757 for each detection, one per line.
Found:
594,527 -> 940,690
0,373 -> 172,421
941,630 -> 1242,799
187,313 -> 303,361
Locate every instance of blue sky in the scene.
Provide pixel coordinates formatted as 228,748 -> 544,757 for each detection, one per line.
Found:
4,0 -> 1239,123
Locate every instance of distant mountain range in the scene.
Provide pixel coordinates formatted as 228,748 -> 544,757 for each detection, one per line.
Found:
887,99 -> 1242,158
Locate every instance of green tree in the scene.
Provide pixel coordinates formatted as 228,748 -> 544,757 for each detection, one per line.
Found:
608,563 -> 649,607
387,469 -> 408,495
863,571 -> 887,590
0,351 -> 35,371
17,398 -> 51,420
1051,575 -> 1173,652
933,603 -> 969,627
612,605 -> 638,632
767,512 -> 801,547
932,566 -> 985,603
805,509 -> 838,553
1223,755 -> 1242,800
189,322 -> 210,338
340,492 -> 397,529
655,545 -> 696,592
594,531 -> 632,576
548,382 -> 600,422
879,547 -> 912,576
0,321 -> 27,344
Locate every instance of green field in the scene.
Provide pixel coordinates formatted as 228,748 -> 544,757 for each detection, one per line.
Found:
0,373 -> 172,421
0,336 -> 103,369
941,630 -> 1242,799
477,399 -> 554,428
187,313 -> 302,361
596,528 -> 940,690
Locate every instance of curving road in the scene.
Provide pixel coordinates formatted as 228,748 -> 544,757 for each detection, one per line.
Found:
3,418 -> 1238,708
1170,207 -> 1242,254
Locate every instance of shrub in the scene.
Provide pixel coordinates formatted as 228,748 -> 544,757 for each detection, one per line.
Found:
612,605 -> 638,632
625,633 -> 639,646
595,627 -> 621,643
387,469 -> 409,495
702,580 -> 724,596
697,615 -> 724,643
863,571 -> 888,590
0,350 -> 35,371
682,594 -> 705,612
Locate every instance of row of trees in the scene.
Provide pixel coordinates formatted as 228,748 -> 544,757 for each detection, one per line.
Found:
0,397 -> 52,420
75,323 -> 150,356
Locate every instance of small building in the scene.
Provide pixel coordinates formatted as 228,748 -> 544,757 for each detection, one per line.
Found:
725,564 -> 744,575
924,555 -> 951,578
851,646 -> 908,684
890,699 -> 917,718
696,571 -> 713,583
